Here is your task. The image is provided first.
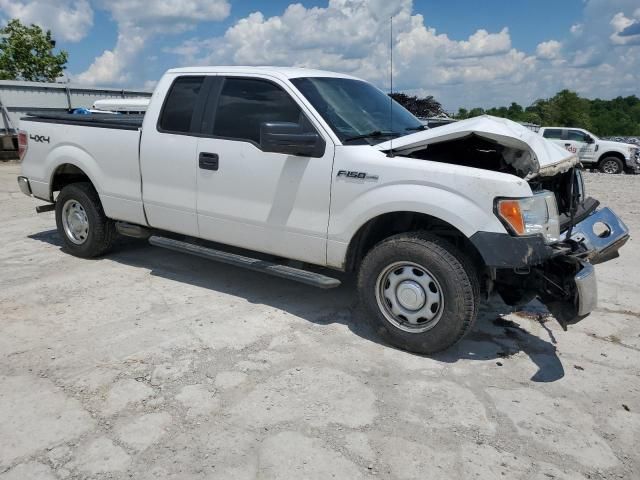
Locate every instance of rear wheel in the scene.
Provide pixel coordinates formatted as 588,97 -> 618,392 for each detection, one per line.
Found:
55,182 -> 116,258
599,157 -> 623,174
358,232 -> 479,354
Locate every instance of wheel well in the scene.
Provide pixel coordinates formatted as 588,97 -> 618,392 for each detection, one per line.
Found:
345,212 -> 484,273
598,151 -> 625,164
50,164 -> 92,198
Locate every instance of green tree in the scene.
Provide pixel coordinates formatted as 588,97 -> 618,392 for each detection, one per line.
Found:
389,92 -> 445,117
456,107 -> 468,119
0,19 -> 68,82
468,107 -> 485,118
548,89 -> 592,130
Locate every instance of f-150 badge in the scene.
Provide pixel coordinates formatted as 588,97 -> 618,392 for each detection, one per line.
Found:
336,170 -> 379,181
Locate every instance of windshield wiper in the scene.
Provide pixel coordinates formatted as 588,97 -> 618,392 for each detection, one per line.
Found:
405,125 -> 427,131
343,130 -> 400,143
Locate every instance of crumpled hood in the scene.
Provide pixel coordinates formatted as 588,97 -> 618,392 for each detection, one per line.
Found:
375,115 -> 579,178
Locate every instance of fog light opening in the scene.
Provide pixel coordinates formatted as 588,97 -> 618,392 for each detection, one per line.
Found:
593,221 -> 611,238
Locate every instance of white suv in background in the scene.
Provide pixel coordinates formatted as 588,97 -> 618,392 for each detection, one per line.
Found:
539,127 -> 640,174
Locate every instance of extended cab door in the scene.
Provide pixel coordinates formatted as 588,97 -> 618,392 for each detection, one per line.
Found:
140,75 -> 211,236
195,75 -> 334,265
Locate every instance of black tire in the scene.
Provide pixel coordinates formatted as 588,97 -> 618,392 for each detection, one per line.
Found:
599,157 -> 623,174
358,232 -> 479,354
55,182 -> 116,258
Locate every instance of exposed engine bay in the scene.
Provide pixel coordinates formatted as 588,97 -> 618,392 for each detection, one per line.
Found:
406,135 -> 529,178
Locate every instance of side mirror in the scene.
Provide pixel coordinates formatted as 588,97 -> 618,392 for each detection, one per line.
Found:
260,122 -> 325,158
585,136 -> 595,144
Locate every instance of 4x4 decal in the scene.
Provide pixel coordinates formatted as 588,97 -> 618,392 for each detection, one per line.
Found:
30,134 -> 50,143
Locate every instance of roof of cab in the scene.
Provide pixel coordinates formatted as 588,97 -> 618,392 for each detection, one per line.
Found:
166,66 -> 361,81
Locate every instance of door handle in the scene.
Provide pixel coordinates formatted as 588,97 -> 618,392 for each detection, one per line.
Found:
564,143 -> 571,147
199,152 -> 219,171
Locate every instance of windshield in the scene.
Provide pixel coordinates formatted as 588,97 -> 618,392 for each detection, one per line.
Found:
290,77 -> 424,145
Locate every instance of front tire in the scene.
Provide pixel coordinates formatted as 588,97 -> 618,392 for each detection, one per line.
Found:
358,232 -> 479,354
599,157 -> 623,174
55,182 -> 116,258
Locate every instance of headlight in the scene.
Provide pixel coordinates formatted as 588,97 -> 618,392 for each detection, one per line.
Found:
496,190 -> 560,244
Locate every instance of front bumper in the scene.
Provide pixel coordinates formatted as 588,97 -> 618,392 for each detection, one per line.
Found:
491,206 -> 628,328
17,176 -> 32,196
566,207 -> 629,264
575,261 -> 597,317
625,151 -> 640,173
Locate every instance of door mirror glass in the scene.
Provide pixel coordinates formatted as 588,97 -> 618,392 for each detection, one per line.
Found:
260,122 -> 325,158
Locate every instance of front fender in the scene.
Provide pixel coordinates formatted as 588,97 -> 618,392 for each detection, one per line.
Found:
326,183 -> 511,268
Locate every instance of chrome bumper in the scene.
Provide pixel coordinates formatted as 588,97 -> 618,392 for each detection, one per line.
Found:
567,207 -> 630,265
17,176 -> 31,196
575,261 -> 597,316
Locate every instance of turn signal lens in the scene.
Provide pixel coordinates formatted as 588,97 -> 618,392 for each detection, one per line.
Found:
497,200 -> 525,235
495,191 -> 561,244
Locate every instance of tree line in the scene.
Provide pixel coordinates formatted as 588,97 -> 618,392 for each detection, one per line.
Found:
391,89 -> 640,137
456,90 -> 640,136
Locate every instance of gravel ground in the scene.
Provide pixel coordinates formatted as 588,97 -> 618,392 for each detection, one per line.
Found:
1,161 -> 639,480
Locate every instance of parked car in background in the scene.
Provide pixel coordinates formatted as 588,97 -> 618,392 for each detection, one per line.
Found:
539,127 -> 640,174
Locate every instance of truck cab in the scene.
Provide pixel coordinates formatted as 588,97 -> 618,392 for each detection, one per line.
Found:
539,126 -> 640,174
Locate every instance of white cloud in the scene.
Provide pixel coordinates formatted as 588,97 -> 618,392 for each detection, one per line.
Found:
536,40 -> 562,60
75,27 -> 146,85
74,0 -> 230,85
610,10 -> 640,45
170,0 -> 534,102
0,0 -> 93,42
99,0 -> 230,32
76,0 -> 640,109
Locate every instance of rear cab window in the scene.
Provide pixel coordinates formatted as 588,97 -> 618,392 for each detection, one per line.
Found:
542,128 -> 564,140
158,76 -> 205,134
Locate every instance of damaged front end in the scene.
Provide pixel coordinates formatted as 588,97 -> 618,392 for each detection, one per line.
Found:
376,115 -> 629,328
493,170 -> 629,329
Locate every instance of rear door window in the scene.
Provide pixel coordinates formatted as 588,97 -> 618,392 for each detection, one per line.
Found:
158,76 -> 205,134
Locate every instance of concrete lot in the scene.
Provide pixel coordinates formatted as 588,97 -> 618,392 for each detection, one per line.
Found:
1,161 -> 639,480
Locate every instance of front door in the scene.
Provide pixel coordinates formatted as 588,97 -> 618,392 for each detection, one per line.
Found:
195,76 -> 334,265
567,129 -> 596,164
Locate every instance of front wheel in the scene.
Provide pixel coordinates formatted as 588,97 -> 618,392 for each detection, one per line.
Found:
55,182 -> 116,258
358,232 -> 479,354
599,157 -> 623,174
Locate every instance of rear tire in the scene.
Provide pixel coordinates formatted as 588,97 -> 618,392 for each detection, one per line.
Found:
599,157 -> 623,174
357,232 -> 479,354
55,182 -> 116,258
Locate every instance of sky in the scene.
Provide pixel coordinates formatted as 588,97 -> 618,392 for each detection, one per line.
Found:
0,0 -> 639,111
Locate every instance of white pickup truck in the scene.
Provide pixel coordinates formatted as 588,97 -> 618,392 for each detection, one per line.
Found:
539,126 -> 640,174
17,66 -> 629,354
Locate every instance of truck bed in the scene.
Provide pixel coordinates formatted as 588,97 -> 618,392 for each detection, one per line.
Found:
22,112 -> 144,131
